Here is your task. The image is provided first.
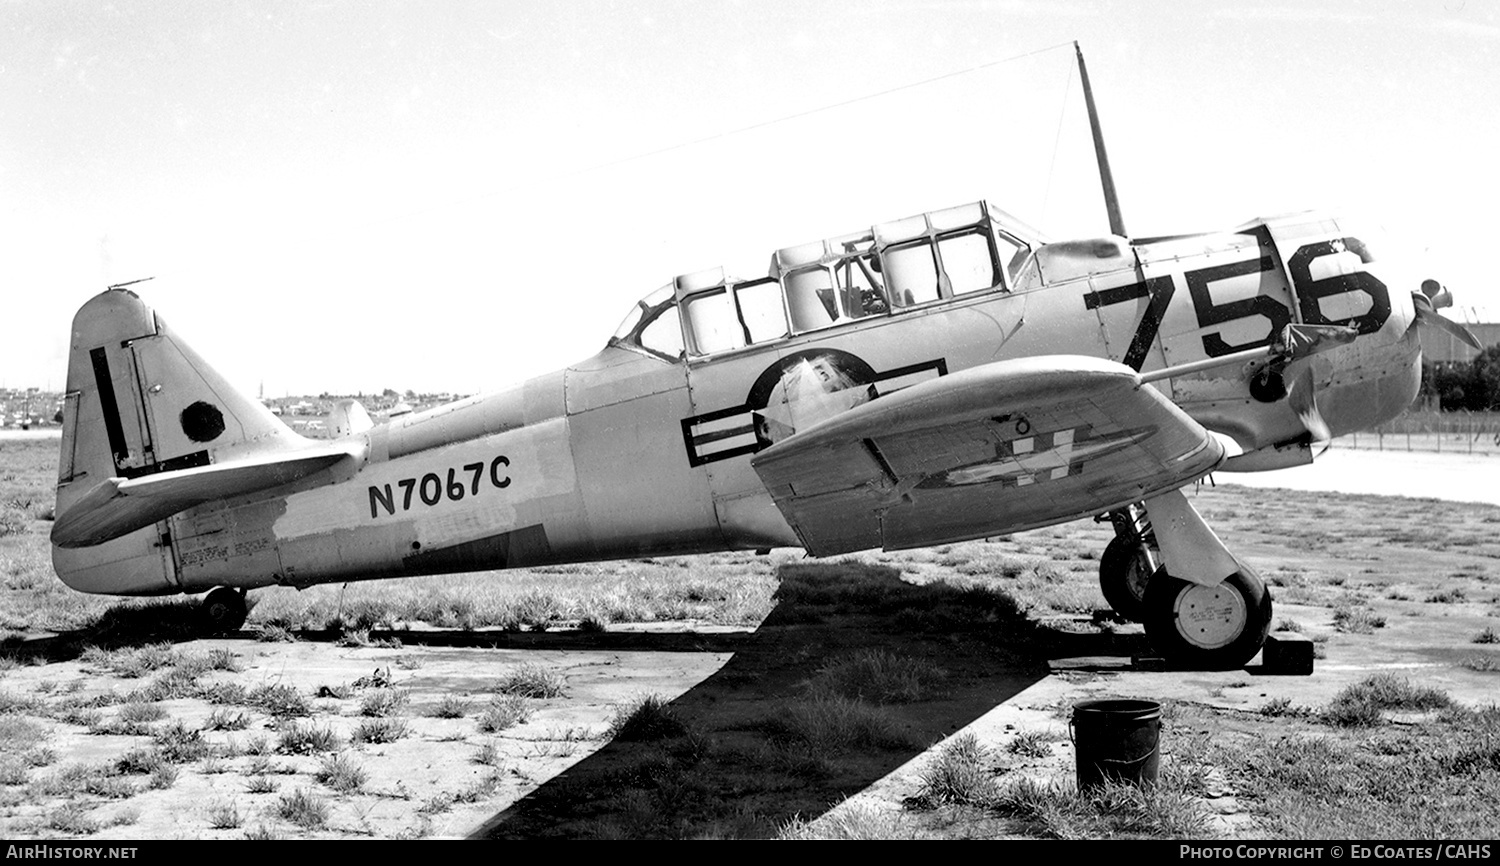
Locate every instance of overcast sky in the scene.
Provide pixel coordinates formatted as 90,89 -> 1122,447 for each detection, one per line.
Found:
3,0 -> 1496,396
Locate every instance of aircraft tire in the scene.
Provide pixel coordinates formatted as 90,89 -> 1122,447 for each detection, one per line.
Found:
1142,570 -> 1272,670
201,587 -> 248,634
1098,536 -> 1155,623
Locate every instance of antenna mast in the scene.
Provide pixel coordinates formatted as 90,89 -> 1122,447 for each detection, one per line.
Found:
1075,42 -> 1127,237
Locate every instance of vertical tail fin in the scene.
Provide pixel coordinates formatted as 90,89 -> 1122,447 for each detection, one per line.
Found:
52,288 -> 310,593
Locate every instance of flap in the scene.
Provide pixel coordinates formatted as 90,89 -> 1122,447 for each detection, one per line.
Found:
51,443 -> 365,549
750,355 -> 1225,556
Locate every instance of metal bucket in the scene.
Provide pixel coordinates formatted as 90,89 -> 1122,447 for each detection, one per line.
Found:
1070,698 -> 1161,790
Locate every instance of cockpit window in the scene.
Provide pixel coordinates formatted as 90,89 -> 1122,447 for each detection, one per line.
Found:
611,285 -> 683,360
630,200 -> 1045,361
638,303 -> 684,359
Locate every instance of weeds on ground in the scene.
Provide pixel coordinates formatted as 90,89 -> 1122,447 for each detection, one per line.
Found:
208,800 -> 243,829
474,740 -> 502,766
496,664 -> 567,699
359,688 -> 409,718
993,775 -> 1214,839
778,800 -> 920,840
1260,697 -> 1314,718
605,694 -> 686,742
1332,606 -> 1386,634
351,717 -> 409,744
430,694 -> 469,718
203,709 -> 250,731
1007,729 -> 1055,758
1217,701 -> 1500,837
759,695 -> 911,754
315,753 -> 367,793
277,721 -> 340,754
79,643 -> 177,679
276,788 -> 330,829
1322,674 -> 1452,727
249,683 -> 310,718
151,721 -> 210,763
48,802 -> 100,835
477,694 -> 530,733
805,649 -> 945,704
908,733 -> 996,808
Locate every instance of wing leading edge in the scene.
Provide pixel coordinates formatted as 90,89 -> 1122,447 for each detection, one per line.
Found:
750,355 -> 1225,556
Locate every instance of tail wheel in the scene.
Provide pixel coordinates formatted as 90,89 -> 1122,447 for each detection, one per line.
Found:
1098,535 -> 1157,623
1142,570 -> 1272,670
201,587 -> 248,634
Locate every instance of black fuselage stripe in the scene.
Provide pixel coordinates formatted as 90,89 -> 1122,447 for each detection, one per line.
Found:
90,347 -> 130,468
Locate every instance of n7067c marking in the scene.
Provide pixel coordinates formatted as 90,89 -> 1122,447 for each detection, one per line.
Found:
368,456 -> 511,518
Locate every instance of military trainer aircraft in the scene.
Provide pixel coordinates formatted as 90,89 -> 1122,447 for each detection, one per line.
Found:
49,46 -> 1479,669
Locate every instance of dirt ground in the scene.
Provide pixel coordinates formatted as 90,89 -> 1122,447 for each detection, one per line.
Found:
3,526 -> 1496,840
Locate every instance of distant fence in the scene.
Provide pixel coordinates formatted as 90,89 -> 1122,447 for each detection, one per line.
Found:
1337,410 -> 1500,455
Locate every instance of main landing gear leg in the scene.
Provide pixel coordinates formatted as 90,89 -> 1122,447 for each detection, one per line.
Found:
1097,503 -> 1160,623
201,587 -> 249,634
1137,489 -> 1272,670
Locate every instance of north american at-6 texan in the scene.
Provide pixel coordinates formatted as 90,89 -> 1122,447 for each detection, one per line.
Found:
50,46 -> 1479,669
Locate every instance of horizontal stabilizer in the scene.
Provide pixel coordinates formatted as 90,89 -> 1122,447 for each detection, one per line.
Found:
51,443 -> 365,549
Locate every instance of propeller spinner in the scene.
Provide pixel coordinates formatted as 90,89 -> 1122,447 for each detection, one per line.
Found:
1412,279 -> 1482,350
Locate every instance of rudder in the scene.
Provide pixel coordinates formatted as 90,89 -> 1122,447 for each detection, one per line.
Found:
53,288 -> 307,594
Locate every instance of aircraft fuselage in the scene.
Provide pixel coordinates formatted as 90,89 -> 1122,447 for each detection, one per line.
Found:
51,205 -> 1421,598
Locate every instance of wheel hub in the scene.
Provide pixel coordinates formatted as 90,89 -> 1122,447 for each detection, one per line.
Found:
1172,583 -> 1247,649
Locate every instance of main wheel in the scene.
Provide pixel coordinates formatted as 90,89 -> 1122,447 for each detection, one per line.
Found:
1098,536 -> 1156,623
1142,570 -> 1272,670
201,587 -> 248,634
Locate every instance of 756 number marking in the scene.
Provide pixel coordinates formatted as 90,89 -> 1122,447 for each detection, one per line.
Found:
1085,238 -> 1390,370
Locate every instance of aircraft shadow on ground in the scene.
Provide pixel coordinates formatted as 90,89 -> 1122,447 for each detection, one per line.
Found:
470,559 -> 1138,839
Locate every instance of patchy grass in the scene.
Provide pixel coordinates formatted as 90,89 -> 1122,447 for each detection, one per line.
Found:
908,733 -> 996,808
430,694 -> 469,719
276,722 -> 340,755
151,721 -> 211,763
79,643 -> 177,679
203,709 -> 251,731
249,683 -> 311,719
1202,702 -> 1500,838
477,695 -> 531,733
1321,674 -> 1454,727
778,800 -> 920,840
759,695 -> 911,754
1007,729 -> 1056,758
208,800 -> 243,829
351,717 -> 410,744
496,664 -> 567,699
276,788 -> 330,829
1331,606 -> 1386,634
993,775 -> 1214,839
605,694 -> 686,742
359,688 -> 410,718
314,753 -> 367,793
48,801 -> 101,835
805,649 -> 945,704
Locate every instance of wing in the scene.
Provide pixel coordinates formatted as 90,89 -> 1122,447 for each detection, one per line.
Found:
51,443 -> 364,549
750,355 -> 1224,556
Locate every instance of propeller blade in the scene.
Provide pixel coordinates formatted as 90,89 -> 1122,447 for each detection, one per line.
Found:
1413,300 -> 1483,350
1287,366 -> 1331,455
